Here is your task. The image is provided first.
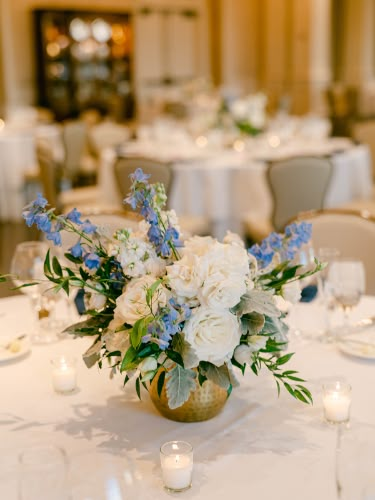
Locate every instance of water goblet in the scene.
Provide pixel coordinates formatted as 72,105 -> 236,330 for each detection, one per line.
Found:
328,259 -> 366,334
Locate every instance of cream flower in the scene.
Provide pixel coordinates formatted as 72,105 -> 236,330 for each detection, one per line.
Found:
166,253 -> 204,300
198,272 -> 246,309
182,235 -> 216,257
223,231 -> 245,248
111,275 -> 167,327
183,307 -> 241,367
84,280 -> 107,310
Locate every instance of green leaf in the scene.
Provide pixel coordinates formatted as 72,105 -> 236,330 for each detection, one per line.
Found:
135,377 -> 141,399
157,370 -> 166,398
130,317 -> 152,349
283,382 -> 296,398
145,278 -> 162,308
200,362 -> 231,390
44,249 -> 51,275
120,346 -> 137,372
276,353 -> 294,366
64,253 -> 82,265
52,256 -> 63,277
165,349 -> 184,367
165,365 -> 196,409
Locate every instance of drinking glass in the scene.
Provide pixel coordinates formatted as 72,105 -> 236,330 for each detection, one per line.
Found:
10,241 -> 59,343
316,247 -> 340,341
327,260 -> 365,333
18,445 -> 69,500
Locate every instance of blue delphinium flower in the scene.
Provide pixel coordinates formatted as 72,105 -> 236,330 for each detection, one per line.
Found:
248,242 -> 275,269
70,241 -> 84,258
32,193 -> 48,209
81,220 -> 97,234
84,253 -> 101,270
130,168 -> 151,183
66,208 -> 83,225
46,231 -> 62,246
34,213 -> 52,233
265,231 -> 283,250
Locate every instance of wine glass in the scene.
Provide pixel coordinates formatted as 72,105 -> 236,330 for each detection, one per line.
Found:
328,259 -> 366,333
10,241 -> 57,343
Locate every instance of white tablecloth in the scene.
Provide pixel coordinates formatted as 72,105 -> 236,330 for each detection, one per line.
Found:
1,295 -> 375,499
0,125 -> 64,221
98,139 -> 372,239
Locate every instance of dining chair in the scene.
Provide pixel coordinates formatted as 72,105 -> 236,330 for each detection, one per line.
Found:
295,208 -> 375,294
114,156 -> 210,236
37,145 -> 106,214
88,122 -> 131,157
243,156 -> 334,243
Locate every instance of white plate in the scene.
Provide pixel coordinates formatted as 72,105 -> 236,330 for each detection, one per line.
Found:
0,335 -> 31,363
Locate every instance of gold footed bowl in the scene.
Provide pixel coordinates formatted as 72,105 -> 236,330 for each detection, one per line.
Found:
149,369 -> 228,422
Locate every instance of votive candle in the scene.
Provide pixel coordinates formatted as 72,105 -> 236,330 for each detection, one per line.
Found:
322,381 -> 351,423
51,356 -> 77,394
160,441 -> 193,492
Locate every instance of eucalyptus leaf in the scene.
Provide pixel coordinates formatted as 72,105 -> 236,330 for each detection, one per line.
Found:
235,289 -> 280,318
83,339 -> 102,368
200,362 -> 231,390
240,312 -> 265,336
165,365 -> 196,409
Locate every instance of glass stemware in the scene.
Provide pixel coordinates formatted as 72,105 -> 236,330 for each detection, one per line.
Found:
328,259 -> 366,334
10,241 -> 58,343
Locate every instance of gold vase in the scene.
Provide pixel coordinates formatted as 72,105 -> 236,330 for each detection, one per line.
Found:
149,369 -> 228,422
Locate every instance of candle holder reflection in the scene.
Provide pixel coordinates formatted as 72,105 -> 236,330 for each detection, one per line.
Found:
160,441 -> 193,492
51,355 -> 77,394
322,380 -> 352,424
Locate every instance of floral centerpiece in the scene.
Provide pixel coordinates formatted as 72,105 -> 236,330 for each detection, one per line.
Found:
227,92 -> 268,136
3,169 -> 322,420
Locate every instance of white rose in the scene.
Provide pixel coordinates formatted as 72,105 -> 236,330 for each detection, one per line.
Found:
223,231 -> 245,248
199,272 -> 246,309
183,307 -> 241,367
202,242 -> 250,279
183,235 -> 216,257
273,294 -> 291,313
111,275 -> 167,327
281,281 -> 301,304
166,253 -> 204,299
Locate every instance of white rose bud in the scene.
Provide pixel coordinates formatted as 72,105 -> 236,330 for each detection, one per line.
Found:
234,344 -> 252,365
281,281 -> 302,304
139,357 -> 157,375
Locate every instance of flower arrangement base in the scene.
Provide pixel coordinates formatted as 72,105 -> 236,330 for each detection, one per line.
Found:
149,369 -> 228,422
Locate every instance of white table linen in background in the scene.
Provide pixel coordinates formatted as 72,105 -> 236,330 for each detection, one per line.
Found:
0,131 -> 36,221
98,140 -> 372,239
1,294 -> 375,499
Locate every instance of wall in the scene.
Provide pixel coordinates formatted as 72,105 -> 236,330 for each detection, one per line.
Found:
0,0 -> 210,115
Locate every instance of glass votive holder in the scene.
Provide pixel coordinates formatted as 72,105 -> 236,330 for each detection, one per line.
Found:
160,441 -> 193,492
51,356 -> 77,394
322,380 -> 352,424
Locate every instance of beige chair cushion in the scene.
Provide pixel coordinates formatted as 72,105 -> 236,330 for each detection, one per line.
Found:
297,210 -> 375,294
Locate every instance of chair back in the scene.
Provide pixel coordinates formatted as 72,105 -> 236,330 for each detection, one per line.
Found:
268,156 -> 333,231
36,145 -> 61,210
114,156 -> 173,199
352,120 -> 375,179
296,209 -> 375,294
62,120 -> 88,176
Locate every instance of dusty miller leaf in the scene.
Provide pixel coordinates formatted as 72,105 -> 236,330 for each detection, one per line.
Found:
240,312 -> 265,336
103,330 -> 130,355
166,365 -> 196,409
200,362 -> 231,390
83,339 -> 102,368
235,289 -> 280,318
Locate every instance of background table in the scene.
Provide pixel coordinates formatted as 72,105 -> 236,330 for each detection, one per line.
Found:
99,139 -> 372,239
1,294 -> 375,499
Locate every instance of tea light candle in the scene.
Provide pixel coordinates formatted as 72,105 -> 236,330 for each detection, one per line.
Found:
51,356 -> 77,394
322,381 -> 351,423
160,441 -> 193,492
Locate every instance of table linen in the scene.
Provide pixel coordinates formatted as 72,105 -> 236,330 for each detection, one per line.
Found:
1,294 -> 375,499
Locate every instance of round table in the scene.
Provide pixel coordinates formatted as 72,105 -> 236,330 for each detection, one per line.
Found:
1,295 -> 375,499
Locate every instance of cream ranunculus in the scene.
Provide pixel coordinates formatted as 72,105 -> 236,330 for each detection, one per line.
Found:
166,253 -> 205,300
111,275 -> 167,327
183,307 -> 241,367
199,272 -> 246,309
